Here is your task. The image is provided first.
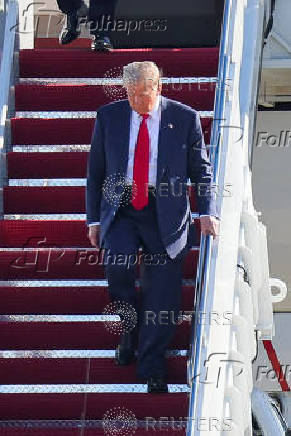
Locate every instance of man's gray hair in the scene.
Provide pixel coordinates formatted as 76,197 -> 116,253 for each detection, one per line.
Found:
123,61 -> 161,88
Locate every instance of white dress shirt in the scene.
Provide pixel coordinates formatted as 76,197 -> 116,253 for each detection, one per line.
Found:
125,94 -> 160,187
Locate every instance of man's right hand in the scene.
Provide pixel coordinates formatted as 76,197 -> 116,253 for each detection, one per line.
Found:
87,225 -> 100,248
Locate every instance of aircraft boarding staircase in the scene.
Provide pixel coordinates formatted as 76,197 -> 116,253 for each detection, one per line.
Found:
0,0 -> 288,435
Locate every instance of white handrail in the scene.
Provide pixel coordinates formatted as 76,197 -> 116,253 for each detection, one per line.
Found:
0,0 -> 17,151
269,278 -> 287,304
252,387 -> 287,434
186,0 -> 286,434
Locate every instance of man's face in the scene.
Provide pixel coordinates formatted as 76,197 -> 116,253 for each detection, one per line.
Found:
126,73 -> 162,115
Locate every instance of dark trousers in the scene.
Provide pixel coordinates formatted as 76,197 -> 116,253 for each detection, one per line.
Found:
56,0 -> 117,36
102,190 -> 189,379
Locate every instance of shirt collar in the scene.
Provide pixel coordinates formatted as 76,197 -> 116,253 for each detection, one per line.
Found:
131,95 -> 161,123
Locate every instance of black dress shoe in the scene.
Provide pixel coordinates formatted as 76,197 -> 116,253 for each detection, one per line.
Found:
91,36 -> 113,52
59,11 -> 80,45
147,376 -> 168,393
115,332 -> 135,365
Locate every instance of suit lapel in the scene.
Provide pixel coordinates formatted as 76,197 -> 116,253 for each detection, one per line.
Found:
118,99 -> 131,175
157,95 -> 171,184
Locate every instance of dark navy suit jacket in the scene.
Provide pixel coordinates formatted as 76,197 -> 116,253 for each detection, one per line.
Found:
86,95 -> 217,252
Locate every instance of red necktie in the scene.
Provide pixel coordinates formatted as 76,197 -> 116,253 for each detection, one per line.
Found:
131,114 -> 150,210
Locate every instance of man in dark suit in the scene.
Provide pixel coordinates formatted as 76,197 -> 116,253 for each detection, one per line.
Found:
57,0 -> 116,51
86,61 -> 219,393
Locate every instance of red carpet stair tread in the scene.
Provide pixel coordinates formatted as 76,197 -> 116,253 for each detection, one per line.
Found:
19,48 -> 219,78
0,392 -> 188,419
0,430 -> 186,436
0,320 -> 190,349
0,356 -> 187,384
3,186 -> 199,213
0,284 -> 194,314
15,83 -> 215,111
0,248 -> 198,279
0,219 -> 200,247
10,117 -> 212,145
8,150 -> 211,180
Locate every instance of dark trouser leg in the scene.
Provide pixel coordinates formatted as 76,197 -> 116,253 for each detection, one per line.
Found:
137,257 -> 183,379
105,260 -> 138,312
88,0 -> 117,37
57,0 -> 87,45
134,192 -> 188,379
103,190 -> 189,378
103,207 -> 141,323
56,0 -> 83,14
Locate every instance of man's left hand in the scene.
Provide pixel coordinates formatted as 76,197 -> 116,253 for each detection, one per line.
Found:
199,216 -> 219,239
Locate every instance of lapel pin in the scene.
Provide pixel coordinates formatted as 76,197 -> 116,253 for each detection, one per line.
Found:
168,123 -> 174,129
